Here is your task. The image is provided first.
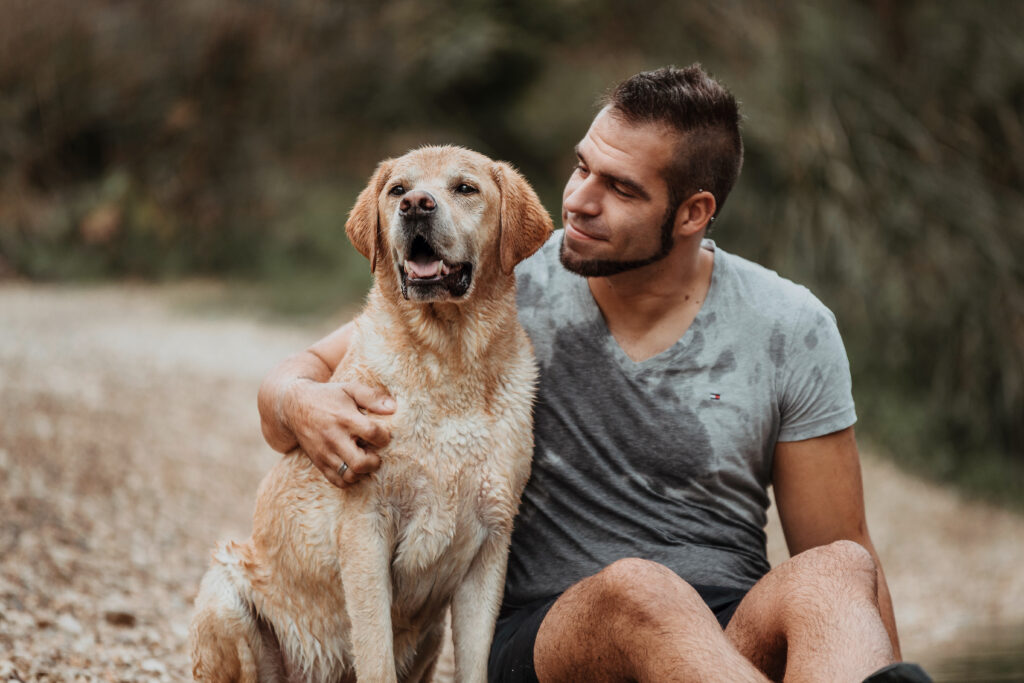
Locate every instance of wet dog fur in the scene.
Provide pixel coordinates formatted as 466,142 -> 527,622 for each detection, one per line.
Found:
189,146 -> 553,682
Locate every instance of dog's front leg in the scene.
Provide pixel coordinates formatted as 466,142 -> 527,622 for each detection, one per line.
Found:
451,534 -> 511,683
338,501 -> 398,682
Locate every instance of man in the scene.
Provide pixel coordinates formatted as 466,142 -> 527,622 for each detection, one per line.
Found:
258,66 -> 930,682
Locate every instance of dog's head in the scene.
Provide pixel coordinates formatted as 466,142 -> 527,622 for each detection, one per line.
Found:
346,146 -> 552,303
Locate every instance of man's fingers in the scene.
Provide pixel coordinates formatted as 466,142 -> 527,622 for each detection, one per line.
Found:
289,381 -> 390,488
320,463 -> 349,489
332,436 -> 382,476
344,382 -> 396,415
346,413 -> 391,449
312,448 -> 349,489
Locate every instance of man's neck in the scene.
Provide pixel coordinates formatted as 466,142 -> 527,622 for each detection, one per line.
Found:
587,236 -> 714,362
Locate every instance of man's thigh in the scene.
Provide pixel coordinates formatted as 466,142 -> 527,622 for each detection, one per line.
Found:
488,583 -> 748,683
724,573 -> 789,680
724,540 -> 886,680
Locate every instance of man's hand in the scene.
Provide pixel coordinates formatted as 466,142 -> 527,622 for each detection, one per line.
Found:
279,378 -> 394,488
257,322 -> 395,488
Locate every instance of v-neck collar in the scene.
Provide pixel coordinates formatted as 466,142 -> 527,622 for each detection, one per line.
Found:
574,239 -> 721,370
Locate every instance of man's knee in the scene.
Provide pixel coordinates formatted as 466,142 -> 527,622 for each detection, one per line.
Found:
798,540 -> 876,583
539,560 -> 745,682
784,540 -> 879,612
589,558 -> 706,625
727,541 -> 884,675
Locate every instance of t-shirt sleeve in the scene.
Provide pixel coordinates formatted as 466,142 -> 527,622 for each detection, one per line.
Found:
776,292 -> 858,442
515,231 -> 560,319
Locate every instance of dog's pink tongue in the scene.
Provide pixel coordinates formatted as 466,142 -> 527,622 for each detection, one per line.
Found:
406,259 -> 442,279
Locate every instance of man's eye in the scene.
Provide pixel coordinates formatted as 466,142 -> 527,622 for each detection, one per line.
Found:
389,185 -> 405,196
574,164 -> 589,177
455,183 -> 478,195
611,183 -> 633,198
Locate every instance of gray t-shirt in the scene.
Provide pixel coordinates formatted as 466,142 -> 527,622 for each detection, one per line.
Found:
504,232 -> 857,607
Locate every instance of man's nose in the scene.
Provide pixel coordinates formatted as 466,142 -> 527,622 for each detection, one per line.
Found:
400,190 -> 436,218
563,176 -> 600,217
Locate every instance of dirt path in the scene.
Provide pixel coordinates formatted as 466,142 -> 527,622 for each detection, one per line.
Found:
1,283 -> 1022,680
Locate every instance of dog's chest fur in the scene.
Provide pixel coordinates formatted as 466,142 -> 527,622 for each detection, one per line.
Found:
336,310 -> 535,613
346,312 -> 534,525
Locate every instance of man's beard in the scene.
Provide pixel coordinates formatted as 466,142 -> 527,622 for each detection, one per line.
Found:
559,204 -> 676,277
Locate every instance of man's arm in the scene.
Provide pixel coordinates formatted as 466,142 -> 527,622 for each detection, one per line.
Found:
257,322 -> 395,488
772,426 -> 901,659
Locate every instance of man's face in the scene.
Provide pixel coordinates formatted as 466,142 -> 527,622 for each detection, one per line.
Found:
560,108 -> 678,277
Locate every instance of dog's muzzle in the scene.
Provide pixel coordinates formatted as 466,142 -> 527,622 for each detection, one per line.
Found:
396,196 -> 473,301
399,235 -> 472,300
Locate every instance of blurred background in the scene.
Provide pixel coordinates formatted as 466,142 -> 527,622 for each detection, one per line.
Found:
1,0 -> 1022,679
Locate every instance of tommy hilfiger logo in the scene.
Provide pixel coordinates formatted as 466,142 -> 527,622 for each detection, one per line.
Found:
710,393 -> 721,401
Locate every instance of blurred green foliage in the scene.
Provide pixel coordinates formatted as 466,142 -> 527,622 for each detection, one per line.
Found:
1,0 -> 1021,504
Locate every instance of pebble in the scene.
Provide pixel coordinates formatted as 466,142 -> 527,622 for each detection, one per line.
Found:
140,659 -> 165,674
56,614 -> 83,635
103,611 -> 137,628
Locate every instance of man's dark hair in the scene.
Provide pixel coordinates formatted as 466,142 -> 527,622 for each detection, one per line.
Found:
603,64 -> 743,219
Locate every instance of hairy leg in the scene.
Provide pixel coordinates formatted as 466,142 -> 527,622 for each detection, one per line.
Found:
533,558 -> 768,683
725,540 -> 895,683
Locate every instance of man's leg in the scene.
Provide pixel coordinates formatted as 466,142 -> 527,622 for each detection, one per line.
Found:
725,540 -> 895,683
532,558 -> 768,682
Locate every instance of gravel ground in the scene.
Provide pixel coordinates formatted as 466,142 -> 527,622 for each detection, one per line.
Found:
1,282 -> 1022,681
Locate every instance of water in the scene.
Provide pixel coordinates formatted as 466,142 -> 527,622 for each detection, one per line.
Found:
926,625 -> 1024,682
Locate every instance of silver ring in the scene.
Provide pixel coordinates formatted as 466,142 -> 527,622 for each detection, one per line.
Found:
337,462 -> 349,477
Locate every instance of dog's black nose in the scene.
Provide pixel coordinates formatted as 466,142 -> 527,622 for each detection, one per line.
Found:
399,190 -> 436,217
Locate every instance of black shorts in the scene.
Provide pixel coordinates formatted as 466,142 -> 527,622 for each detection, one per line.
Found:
487,584 -> 748,683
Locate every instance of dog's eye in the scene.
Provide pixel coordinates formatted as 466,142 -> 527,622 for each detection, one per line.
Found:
455,183 -> 478,195
389,185 -> 405,196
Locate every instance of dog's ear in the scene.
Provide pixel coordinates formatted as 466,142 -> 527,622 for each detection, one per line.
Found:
346,159 -> 394,273
491,162 -> 554,275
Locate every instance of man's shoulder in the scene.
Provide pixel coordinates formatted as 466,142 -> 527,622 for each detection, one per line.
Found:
713,242 -> 830,324
714,243 -> 810,301
514,231 -> 564,301
516,231 -> 561,275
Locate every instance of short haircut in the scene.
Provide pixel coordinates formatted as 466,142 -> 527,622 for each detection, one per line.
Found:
603,65 -> 743,217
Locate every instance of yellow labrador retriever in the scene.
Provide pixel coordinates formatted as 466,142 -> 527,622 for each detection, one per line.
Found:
190,146 -> 553,682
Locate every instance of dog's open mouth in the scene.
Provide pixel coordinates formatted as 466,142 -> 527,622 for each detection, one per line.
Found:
399,235 -> 473,299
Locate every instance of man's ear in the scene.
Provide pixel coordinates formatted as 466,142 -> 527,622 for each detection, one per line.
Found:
346,159 -> 394,273
675,190 -> 717,237
491,162 -> 554,274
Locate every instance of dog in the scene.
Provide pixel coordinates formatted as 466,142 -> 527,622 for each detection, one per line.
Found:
189,145 -> 553,682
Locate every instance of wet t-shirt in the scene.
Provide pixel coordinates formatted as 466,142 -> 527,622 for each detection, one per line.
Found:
503,232 -> 857,606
